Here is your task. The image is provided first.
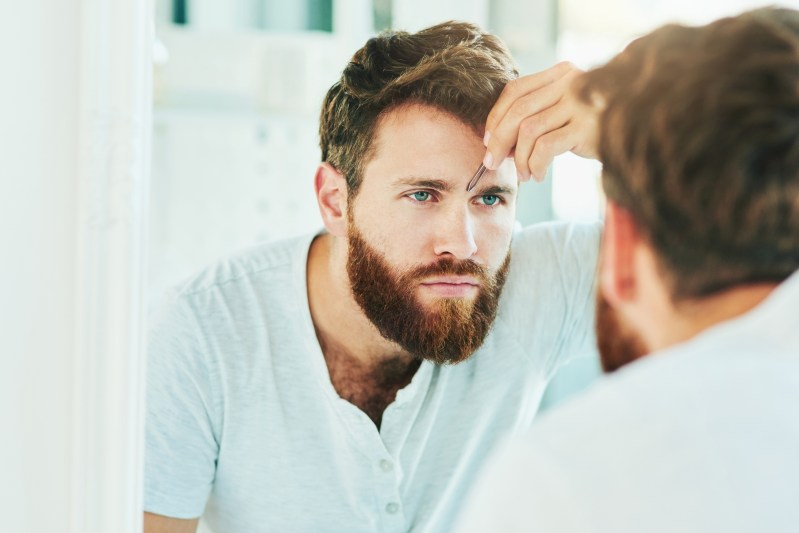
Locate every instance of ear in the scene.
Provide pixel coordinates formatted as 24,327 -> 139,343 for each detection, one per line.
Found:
599,201 -> 640,309
314,163 -> 349,237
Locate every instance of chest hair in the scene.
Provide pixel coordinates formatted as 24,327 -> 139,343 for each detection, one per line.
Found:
325,350 -> 421,429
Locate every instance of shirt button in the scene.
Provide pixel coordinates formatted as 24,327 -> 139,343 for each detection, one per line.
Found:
386,502 -> 400,514
380,459 -> 393,472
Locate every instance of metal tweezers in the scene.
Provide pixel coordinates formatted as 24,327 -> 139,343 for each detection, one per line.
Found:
466,163 -> 487,192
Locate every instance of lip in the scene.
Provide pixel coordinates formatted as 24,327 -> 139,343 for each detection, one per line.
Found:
420,276 -> 480,286
419,277 -> 480,297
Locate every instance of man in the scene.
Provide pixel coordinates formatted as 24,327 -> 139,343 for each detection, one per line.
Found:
456,7 -> 799,533
144,22 -> 600,532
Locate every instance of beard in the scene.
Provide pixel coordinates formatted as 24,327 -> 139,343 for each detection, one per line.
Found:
346,224 -> 510,365
595,292 -> 649,372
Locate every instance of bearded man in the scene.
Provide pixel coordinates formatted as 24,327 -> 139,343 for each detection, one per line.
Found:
457,7 -> 799,533
143,22 -> 600,533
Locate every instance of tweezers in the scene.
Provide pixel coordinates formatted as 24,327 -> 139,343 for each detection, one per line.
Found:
466,163 -> 487,192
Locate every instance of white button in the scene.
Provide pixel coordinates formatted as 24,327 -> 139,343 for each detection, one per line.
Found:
380,459 -> 393,472
386,502 -> 399,514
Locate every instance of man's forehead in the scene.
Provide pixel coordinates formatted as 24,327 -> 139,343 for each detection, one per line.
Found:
376,102 -> 480,130
363,104 -> 513,189
371,104 -> 483,154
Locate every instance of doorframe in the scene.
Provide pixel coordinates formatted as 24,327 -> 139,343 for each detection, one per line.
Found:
71,0 -> 152,531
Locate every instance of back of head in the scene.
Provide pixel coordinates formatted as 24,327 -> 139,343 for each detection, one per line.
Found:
319,21 -> 518,197
580,7 -> 799,300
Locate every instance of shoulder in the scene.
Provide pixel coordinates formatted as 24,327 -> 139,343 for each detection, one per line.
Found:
172,233 -> 314,300
149,232 -> 317,351
525,351 -> 691,445
505,344 -> 725,478
504,220 -> 601,302
460,355 -> 687,532
498,221 -> 601,348
510,220 -> 602,267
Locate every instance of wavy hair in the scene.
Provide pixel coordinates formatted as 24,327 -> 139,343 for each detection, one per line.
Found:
319,21 -> 518,197
579,7 -> 799,299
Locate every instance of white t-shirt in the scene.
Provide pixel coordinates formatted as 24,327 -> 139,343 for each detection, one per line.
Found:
144,222 -> 600,533
456,271 -> 799,533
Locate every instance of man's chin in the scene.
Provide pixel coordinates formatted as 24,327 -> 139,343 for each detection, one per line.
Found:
416,292 -> 479,310
416,293 -> 478,315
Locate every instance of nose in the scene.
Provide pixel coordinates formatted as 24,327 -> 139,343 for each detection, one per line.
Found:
432,204 -> 478,260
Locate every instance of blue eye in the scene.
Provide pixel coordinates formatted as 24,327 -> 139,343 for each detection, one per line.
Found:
481,195 -> 500,206
412,191 -> 432,202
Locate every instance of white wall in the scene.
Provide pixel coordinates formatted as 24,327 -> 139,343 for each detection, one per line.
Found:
1,1 -> 150,532
0,2 -> 80,531
149,29 -> 346,297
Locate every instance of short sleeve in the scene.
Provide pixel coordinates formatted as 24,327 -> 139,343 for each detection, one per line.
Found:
144,289 -> 221,519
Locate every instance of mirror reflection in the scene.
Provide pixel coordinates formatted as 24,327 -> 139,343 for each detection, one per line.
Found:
144,1 -> 797,532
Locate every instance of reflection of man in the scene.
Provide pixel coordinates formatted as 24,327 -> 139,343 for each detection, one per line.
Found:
456,8 -> 799,533
144,23 -> 600,532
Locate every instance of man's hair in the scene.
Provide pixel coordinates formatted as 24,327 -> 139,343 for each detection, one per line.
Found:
579,7 -> 799,300
319,21 -> 518,197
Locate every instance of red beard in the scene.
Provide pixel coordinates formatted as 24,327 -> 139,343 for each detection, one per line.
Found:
595,292 -> 649,372
346,224 -> 510,365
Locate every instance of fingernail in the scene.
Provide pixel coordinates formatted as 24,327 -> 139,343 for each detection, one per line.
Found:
483,131 -> 491,147
516,170 -> 525,182
483,152 -> 494,169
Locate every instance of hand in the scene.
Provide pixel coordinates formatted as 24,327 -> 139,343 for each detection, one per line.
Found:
482,61 -> 600,182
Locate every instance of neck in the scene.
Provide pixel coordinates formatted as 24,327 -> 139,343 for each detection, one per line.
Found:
307,233 -> 417,366
647,283 -> 778,352
306,233 -> 420,427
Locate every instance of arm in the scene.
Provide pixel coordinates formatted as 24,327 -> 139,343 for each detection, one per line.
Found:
143,512 -> 199,533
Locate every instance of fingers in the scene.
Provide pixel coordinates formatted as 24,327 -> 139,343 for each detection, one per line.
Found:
489,80 -> 567,173
483,62 -> 581,171
485,61 -> 577,136
509,91 -> 575,181
526,122 -> 582,183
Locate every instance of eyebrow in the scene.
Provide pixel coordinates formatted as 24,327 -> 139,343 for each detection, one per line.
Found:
392,177 -> 452,191
474,184 -> 517,196
392,177 -> 516,196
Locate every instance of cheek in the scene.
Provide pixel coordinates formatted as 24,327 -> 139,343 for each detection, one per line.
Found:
355,212 -> 433,265
476,216 -> 514,266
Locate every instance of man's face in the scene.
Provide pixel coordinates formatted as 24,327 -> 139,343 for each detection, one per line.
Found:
346,104 -> 518,364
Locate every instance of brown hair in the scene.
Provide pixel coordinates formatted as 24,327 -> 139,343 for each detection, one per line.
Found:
579,7 -> 799,300
319,21 -> 518,197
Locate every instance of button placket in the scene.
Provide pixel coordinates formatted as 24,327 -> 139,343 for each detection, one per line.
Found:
373,454 -> 405,530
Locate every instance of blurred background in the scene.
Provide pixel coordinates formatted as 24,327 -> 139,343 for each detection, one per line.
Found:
149,0 -> 777,408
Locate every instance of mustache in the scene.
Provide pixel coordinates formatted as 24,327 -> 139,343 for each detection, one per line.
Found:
405,258 -> 489,280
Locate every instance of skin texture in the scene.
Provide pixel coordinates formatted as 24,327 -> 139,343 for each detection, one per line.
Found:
309,103 -> 518,425
143,512 -> 198,533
